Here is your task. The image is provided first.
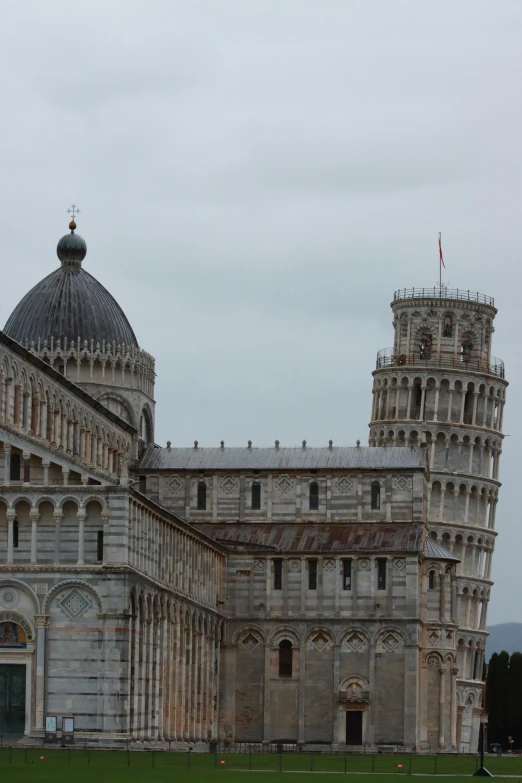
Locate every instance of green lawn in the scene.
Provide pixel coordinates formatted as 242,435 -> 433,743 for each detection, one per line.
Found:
1,748 -> 522,783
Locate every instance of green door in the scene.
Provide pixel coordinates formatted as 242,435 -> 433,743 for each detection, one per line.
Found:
0,664 -> 26,734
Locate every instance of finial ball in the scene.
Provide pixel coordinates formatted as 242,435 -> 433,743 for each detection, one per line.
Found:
69,220 -> 77,231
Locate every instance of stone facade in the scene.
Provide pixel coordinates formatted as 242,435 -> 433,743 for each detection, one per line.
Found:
0,247 -> 506,752
369,289 -> 507,750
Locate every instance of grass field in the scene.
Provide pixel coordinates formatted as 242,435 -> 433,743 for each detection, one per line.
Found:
2,749 -> 522,783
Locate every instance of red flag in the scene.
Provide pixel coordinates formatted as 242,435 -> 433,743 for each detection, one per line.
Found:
439,232 -> 446,268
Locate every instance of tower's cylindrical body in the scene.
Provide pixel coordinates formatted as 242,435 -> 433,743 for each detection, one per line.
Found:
369,287 -> 507,750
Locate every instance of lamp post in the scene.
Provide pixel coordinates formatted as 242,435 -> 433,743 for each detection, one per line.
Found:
474,712 -> 492,777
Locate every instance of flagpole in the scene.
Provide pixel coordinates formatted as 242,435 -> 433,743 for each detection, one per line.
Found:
439,232 -> 442,290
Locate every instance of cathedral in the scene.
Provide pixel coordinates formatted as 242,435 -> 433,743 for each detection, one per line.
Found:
0,216 -> 506,751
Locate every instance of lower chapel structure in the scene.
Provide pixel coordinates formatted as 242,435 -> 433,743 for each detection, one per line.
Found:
0,219 -> 507,751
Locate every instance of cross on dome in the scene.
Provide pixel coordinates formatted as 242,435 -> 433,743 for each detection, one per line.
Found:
67,204 -> 80,220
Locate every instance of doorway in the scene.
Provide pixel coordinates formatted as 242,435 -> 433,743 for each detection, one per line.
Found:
0,664 -> 26,734
346,710 -> 363,745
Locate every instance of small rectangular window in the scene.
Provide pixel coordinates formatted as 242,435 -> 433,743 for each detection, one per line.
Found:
97,530 -> 104,562
377,558 -> 387,590
308,559 -> 318,590
13,520 -> 19,549
274,559 -> 283,590
342,559 -> 352,590
139,475 -> 146,493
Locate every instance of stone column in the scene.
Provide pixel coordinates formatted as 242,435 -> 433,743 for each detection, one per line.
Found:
298,643 -> 306,744
451,573 -> 457,622
62,469 -> 69,487
418,386 -> 426,420
433,385 -> 440,421
447,389 -> 453,422
459,391 -> 466,424
53,409 -> 60,446
480,600 -> 489,630
42,461 -> 50,486
438,484 -> 446,521
53,511 -> 63,563
439,665 -> 445,748
3,443 -> 11,485
450,667 -> 458,748
30,510 -> 39,563
31,393 -> 39,435
4,378 -> 12,423
77,509 -> 86,565
39,399 -> 46,438
406,384 -> 412,419
472,392 -> 479,425
439,573 -> 447,621
262,644 -> 272,742
13,384 -> 21,427
34,615 -> 50,731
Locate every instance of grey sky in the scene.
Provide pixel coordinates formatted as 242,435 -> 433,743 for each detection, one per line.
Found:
0,0 -> 520,623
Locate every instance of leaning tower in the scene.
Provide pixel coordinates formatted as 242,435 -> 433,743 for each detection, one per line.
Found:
369,286 -> 507,751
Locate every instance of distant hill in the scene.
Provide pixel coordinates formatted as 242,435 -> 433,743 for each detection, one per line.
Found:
486,623 -> 522,659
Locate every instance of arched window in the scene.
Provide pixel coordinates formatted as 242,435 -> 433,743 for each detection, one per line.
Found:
309,481 -> 319,511
278,640 -> 293,677
443,316 -> 453,338
197,482 -> 207,510
419,334 -> 432,360
461,341 -> 472,362
10,453 -> 20,482
371,481 -> 381,510
251,482 -> 261,510
13,520 -> 19,548
428,569 -> 436,590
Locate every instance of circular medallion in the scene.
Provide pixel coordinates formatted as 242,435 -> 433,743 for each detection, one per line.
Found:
0,588 -> 20,608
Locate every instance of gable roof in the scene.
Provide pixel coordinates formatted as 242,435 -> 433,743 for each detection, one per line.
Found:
139,445 -> 428,472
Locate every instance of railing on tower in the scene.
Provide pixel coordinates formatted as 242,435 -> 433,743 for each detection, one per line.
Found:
375,347 -> 505,379
393,287 -> 495,307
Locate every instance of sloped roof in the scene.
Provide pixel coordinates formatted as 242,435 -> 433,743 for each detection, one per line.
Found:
198,522 -> 424,553
424,538 -> 460,562
138,446 -> 428,472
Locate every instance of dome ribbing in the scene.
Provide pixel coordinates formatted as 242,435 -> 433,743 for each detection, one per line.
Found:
3,222 -> 138,348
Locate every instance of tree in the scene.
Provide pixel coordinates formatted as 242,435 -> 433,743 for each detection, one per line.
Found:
486,650 -> 509,746
508,652 -> 522,749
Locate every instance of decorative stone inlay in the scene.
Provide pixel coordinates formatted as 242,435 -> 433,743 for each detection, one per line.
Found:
288,560 -> 301,572
167,476 -> 183,493
428,629 -> 441,643
323,559 -> 335,571
0,588 -> 20,608
337,477 -> 354,494
380,632 -> 401,652
310,632 -> 330,651
58,589 -> 92,620
394,477 -> 411,491
241,633 -> 260,652
35,583 -> 49,595
276,476 -> 292,494
221,477 -> 237,494
393,558 -> 406,571
254,559 -> 266,572
358,559 -> 370,571
344,631 -> 367,652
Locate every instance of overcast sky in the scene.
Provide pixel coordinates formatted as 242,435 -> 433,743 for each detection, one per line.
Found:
0,0 -> 520,624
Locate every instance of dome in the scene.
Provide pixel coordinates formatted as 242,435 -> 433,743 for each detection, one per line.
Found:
3,221 -> 138,348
